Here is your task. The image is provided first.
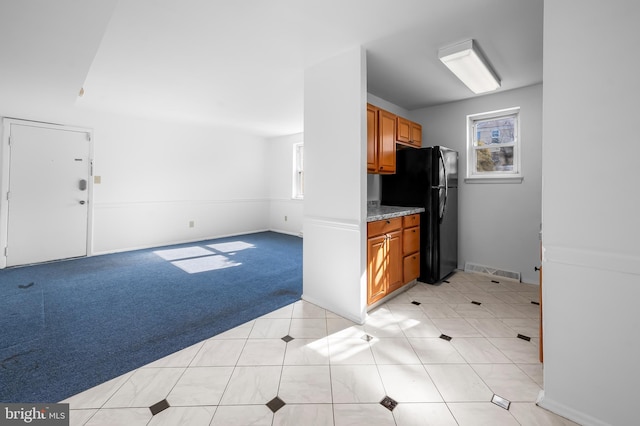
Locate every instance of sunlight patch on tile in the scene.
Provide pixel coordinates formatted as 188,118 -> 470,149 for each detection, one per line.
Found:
171,255 -> 242,274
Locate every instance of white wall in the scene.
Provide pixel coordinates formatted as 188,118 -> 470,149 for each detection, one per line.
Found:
410,84 -> 543,284
0,104 -> 272,256
302,46 -> 368,324
539,2 -> 640,425
267,132 -> 304,236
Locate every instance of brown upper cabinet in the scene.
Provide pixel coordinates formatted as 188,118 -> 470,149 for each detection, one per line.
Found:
367,104 -> 396,174
396,116 -> 422,148
368,104 -> 422,174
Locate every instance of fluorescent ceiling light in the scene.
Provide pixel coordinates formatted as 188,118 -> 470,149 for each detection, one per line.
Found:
438,39 -> 500,94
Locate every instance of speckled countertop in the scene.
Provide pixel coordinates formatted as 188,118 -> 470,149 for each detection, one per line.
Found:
367,203 -> 425,222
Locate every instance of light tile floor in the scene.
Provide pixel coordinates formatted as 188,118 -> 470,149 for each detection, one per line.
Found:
62,272 -> 579,425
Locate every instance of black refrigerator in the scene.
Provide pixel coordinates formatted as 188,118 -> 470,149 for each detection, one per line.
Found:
381,146 -> 458,284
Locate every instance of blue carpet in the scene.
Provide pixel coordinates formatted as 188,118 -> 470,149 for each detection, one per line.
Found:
0,231 -> 302,403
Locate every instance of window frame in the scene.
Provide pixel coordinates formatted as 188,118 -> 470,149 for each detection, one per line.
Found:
465,107 -> 523,183
292,142 -> 304,199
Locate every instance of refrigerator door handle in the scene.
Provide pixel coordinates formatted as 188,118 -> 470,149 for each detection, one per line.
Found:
439,149 -> 448,222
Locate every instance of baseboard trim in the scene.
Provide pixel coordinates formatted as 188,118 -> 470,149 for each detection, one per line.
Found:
537,391 -> 611,426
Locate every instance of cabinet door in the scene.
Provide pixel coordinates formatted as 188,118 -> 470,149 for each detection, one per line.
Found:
403,226 -> 420,255
367,235 -> 388,305
396,116 -> 411,144
410,122 -> 422,147
367,104 -> 378,172
386,230 -> 404,293
404,252 -> 420,283
378,109 -> 396,173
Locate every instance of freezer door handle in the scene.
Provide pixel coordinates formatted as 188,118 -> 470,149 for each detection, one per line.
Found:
438,150 -> 448,222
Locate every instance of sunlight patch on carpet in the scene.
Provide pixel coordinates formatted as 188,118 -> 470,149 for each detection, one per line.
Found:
171,255 -> 242,274
207,241 -> 255,253
153,246 -> 213,261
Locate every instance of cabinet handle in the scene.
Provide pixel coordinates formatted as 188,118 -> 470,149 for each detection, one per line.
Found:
386,220 -> 391,224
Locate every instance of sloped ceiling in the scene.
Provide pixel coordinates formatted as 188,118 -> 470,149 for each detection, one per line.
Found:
0,0 -> 543,137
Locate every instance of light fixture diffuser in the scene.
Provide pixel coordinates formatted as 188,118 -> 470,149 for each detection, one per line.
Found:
438,39 -> 500,94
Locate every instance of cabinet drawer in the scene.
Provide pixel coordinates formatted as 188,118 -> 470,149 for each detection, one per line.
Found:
403,214 -> 420,228
368,217 -> 402,236
403,226 -> 420,254
403,252 -> 420,283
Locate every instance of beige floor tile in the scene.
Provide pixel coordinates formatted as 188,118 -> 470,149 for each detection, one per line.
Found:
378,364 -> 442,402
190,338 -> 245,366
451,338 -> 512,364
509,403 -> 581,425
147,406 -> 216,426
424,364 -> 493,402
103,368 -> 184,408
283,337 -> 330,365
278,365 -> 332,404
330,365 -> 386,403
219,366 -> 281,405
273,404 -> 334,426
333,404 -> 396,426
408,337 -> 466,364
166,366 -> 233,406
447,402 -> 519,425
370,337 -> 422,364
471,363 -> 542,402
84,408 -> 152,426
392,403 -> 458,426
210,405 -> 273,426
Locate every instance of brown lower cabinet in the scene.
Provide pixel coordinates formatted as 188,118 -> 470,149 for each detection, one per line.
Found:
367,214 -> 421,306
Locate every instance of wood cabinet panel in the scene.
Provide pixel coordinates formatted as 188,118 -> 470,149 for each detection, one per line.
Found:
403,214 -> 420,228
403,251 -> 420,283
410,122 -> 422,147
378,109 -> 396,173
368,217 -> 402,237
367,104 -> 378,173
386,230 -> 403,293
396,116 -> 411,144
396,116 -> 422,148
403,226 -> 420,255
367,215 -> 421,306
367,235 -> 387,305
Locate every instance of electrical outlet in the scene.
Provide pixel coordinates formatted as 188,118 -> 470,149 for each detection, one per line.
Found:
189,220 -> 195,228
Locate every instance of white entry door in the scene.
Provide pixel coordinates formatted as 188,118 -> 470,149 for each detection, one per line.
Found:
6,122 -> 91,266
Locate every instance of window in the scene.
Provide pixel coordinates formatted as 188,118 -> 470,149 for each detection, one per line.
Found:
293,142 -> 304,199
466,107 -> 522,182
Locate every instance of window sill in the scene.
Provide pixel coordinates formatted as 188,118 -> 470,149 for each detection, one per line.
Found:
464,176 -> 523,184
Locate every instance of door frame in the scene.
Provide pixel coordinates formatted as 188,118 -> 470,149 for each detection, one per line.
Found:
0,117 -> 94,269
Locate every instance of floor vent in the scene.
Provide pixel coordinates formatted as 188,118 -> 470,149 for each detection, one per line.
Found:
464,262 -> 521,282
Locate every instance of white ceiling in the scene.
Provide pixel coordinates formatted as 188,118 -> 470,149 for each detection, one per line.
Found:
0,0 -> 543,138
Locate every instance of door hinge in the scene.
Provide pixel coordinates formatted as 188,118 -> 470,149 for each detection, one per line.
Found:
8,136 -> 11,145
6,191 -> 9,200
86,133 -> 91,142
4,247 -> 7,256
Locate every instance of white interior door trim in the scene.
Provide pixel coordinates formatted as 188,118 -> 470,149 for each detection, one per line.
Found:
0,117 -> 94,269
